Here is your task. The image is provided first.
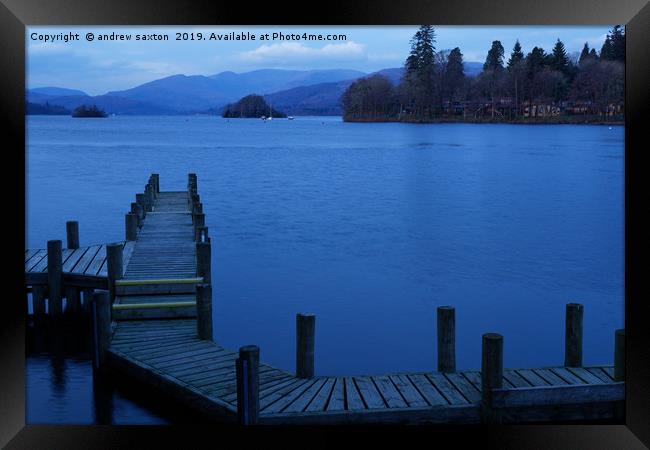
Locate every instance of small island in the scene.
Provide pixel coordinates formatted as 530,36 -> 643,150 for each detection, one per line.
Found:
72,104 -> 108,118
222,94 -> 287,118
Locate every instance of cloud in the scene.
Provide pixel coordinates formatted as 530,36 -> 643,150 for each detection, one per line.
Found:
238,41 -> 366,65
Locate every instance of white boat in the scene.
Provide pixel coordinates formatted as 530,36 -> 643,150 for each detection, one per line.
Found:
288,116 -> 294,120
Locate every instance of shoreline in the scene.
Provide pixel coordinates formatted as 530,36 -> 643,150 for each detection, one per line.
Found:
343,116 -> 624,125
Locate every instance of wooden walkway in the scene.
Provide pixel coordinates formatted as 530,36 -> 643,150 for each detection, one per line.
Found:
100,179 -> 624,424
25,175 -> 625,424
107,318 -> 619,424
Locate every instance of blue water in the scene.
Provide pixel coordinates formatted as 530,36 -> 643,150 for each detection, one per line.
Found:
26,115 -> 624,423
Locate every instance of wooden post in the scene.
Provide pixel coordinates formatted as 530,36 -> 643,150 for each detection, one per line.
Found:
296,313 -> 316,378
135,193 -> 146,219
106,243 -> 123,304
196,284 -> 213,341
481,333 -> 503,424
144,184 -> 154,211
196,226 -> 209,243
47,240 -> 63,316
91,291 -> 111,370
437,306 -> 456,373
66,221 -> 79,249
64,286 -> 80,315
125,213 -> 138,241
236,345 -> 259,425
614,329 -> 625,381
131,202 -> 143,228
196,241 -> 211,284
152,173 -> 160,194
565,303 -> 584,367
32,285 -> 47,317
194,213 -> 205,238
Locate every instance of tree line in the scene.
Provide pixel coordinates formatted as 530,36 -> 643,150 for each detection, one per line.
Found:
342,25 -> 624,122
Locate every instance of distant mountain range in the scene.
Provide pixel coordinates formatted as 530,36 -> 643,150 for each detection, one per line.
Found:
27,63 -> 484,116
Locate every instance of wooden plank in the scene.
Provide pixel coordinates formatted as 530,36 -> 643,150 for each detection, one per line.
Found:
305,378 -> 336,412
25,250 -> 47,271
282,378 -> 329,413
71,245 -> 101,273
534,368 -> 570,386
262,379 -> 321,413
408,374 -> 448,406
372,376 -> 408,408
259,379 -> 312,410
389,374 -> 428,407
426,373 -> 468,405
326,378 -> 346,412
491,382 -> 625,408
353,376 -> 386,409
550,367 -> 588,385
25,248 -> 40,263
586,367 -> 614,383
84,245 -> 107,276
62,247 -> 89,272
115,283 -> 198,296
260,378 -> 306,400
516,369 -> 550,386
444,372 -> 481,403
343,377 -> 366,411
566,367 -> 606,385
602,367 -> 615,380
502,370 -> 532,388
62,273 -> 108,289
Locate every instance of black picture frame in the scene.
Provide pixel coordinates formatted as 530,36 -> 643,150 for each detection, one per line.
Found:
2,0 -> 648,447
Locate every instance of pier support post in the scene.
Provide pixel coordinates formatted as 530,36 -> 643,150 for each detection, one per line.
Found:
65,286 -> 80,315
144,184 -> 154,212
91,291 -> 111,370
296,313 -> 316,378
47,240 -> 63,316
564,303 -> 583,367
125,213 -> 138,241
106,243 -> 123,305
196,241 -> 211,284
32,285 -> 47,317
193,213 -> 205,236
196,284 -> 213,341
481,333 -> 503,424
614,329 -> 625,381
66,221 -> 79,249
236,345 -> 260,425
437,306 -> 456,373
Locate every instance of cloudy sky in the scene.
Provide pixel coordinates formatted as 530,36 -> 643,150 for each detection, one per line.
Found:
27,25 -> 615,95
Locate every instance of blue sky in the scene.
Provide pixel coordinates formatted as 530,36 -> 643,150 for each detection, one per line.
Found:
27,26 -> 615,95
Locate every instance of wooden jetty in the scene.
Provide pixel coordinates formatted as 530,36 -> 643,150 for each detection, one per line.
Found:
24,174 -> 625,425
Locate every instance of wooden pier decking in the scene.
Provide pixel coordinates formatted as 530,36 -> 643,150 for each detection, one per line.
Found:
24,174 -> 625,425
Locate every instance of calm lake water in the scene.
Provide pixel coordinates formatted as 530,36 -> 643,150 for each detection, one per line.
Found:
26,115 -> 624,423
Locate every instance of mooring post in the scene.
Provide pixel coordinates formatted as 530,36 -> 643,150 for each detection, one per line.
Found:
152,173 -> 160,195
614,329 -> 625,381
144,184 -> 154,212
565,303 -> 584,367
130,202 -> 143,228
194,213 -> 205,240
196,226 -> 209,243
47,240 -> 63,316
106,243 -> 123,305
91,291 -> 111,370
125,213 -> 138,241
66,221 -> 79,249
196,241 -> 212,284
437,306 -> 456,373
196,284 -> 213,341
236,345 -> 260,425
296,313 -> 316,378
135,193 -> 146,219
481,333 -> 503,424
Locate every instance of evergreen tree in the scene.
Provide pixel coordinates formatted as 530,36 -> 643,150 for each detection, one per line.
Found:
551,39 -> 570,75
589,48 -> 598,59
507,40 -> 524,71
402,25 -> 437,119
484,40 -> 505,71
442,47 -> 465,106
609,25 -> 625,62
600,36 -> 614,61
579,43 -> 591,65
